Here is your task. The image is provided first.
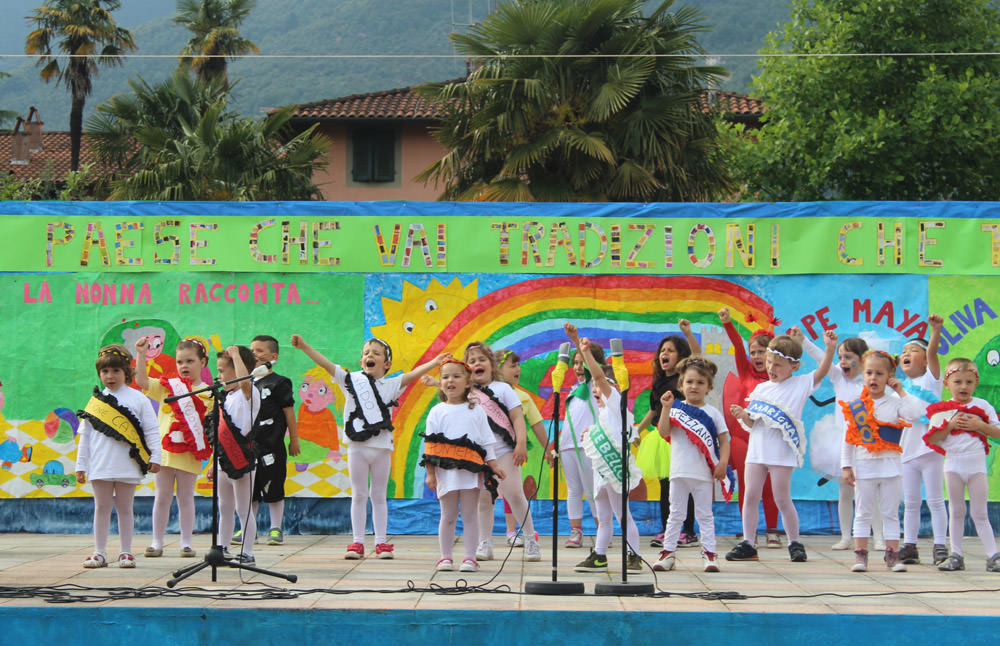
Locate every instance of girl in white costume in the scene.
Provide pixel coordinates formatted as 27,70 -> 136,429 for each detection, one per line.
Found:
291,334 -> 447,560
897,314 -> 947,566
924,358 -> 1000,573
840,351 -> 924,572
422,359 -> 506,573
727,331 -> 837,563
76,344 -> 161,569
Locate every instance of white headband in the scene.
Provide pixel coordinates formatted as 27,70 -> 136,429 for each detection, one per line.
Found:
767,347 -> 798,361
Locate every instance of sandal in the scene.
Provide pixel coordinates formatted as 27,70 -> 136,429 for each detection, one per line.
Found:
118,552 -> 136,568
83,553 -> 107,568
144,546 -> 163,557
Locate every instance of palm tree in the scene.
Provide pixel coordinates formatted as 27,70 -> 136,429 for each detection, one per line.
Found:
25,0 -> 135,171
87,71 -> 328,200
417,0 -> 732,202
174,0 -> 259,84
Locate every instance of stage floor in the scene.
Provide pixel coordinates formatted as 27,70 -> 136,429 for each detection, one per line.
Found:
1,533 -> 998,615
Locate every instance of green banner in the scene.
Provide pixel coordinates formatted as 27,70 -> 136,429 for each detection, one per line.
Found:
3,210 -> 999,275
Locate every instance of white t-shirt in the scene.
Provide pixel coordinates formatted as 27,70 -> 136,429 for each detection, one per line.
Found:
425,401 -> 497,496
333,365 -> 403,452
935,397 -> 1000,461
560,381 -> 598,450
667,402 -> 729,482
478,380 -> 523,457
803,337 -> 863,436
74,385 -> 161,483
745,372 -> 818,468
899,369 -> 944,463
223,384 -> 261,438
841,390 -> 923,479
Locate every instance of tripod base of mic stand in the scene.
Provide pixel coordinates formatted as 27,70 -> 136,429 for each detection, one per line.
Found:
166,545 -> 298,588
524,579 -> 585,595
595,580 -> 654,596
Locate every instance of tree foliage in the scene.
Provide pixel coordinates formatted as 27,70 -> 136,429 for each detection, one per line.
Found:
734,0 -> 1000,201
174,0 -> 259,84
25,0 -> 135,170
86,71 -> 328,200
416,0 -> 733,202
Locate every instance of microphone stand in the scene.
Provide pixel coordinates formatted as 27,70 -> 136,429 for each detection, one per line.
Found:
595,341 -> 652,596
526,345 -> 584,595
166,372 -> 297,587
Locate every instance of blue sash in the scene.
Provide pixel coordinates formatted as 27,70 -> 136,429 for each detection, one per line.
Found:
669,401 -> 736,501
897,375 -> 939,425
745,398 -> 806,467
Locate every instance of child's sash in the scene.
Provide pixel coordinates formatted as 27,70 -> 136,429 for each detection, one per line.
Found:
420,431 -> 500,501
668,401 -> 736,502
161,377 -> 211,460
582,410 -> 643,494
207,403 -> 255,479
839,387 -> 909,454
923,401 -> 991,455
342,371 -> 395,442
472,385 -> 516,448
78,387 -> 153,474
743,397 -> 807,467
898,374 -> 939,425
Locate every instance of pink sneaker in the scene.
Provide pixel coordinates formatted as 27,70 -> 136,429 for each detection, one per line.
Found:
345,542 -> 365,560
460,558 -> 479,572
565,527 -> 583,548
436,558 -> 454,571
375,543 -> 394,559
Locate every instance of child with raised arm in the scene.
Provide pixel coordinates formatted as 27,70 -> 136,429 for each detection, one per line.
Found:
897,315 -> 946,566
135,336 -> 213,559
634,321 -> 703,549
717,307 -> 782,548
654,356 -> 731,573
571,335 -> 644,574
290,334 -> 448,560
796,329 -> 879,550
76,344 -> 161,569
840,351 -> 924,572
210,345 -> 261,564
924,358 -> 1000,572
726,330 -> 837,563
421,359 -> 506,572
462,341 -> 541,562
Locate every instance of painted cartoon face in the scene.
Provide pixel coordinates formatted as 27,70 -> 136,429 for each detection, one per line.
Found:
659,341 -> 681,375
440,362 -> 472,403
765,352 -> 798,383
838,346 -> 862,378
499,357 -> 521,386
300,376 -> 335,412
748,340 -> 768,373
680,369 -> 711,405
466,348 -> 494,385
99,367 -> 126,391
863,356 -> 893,398
900,343 -> 928,378
216,357 -> 237,391
145,334 -> 165,360
176,347 -> 207,383
250,339 -> 278,368
572,352 -> 586,382
360,341 -> 391,378
945,369 -> 979,404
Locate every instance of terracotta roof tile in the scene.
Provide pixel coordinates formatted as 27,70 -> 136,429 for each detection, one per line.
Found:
289,84 -> 765,122
0,131 -> 114,180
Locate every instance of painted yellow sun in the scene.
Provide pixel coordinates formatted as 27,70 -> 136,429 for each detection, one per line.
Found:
371,278 -> 478,371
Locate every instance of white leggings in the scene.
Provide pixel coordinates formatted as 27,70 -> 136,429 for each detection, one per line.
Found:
593,485 -> 641,556
902,452 -> 947,544
560,447 -> 597,523
219,470 -> 256,554
853,476 -> 901,542
478,451 -> 535,540
91,480 -> 136,555
742,463 -> 798,545
945,470 -> 998,557
439,488 -> 480,560
151,467 -> 197,549
348,446 -> 392,544
664,477 -> 716,553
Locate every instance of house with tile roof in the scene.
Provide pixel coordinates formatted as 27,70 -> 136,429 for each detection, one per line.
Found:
286,84 -> 765,201
2,108 -> 114,183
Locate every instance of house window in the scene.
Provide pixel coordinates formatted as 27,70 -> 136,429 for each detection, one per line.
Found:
351,129 -> 396,182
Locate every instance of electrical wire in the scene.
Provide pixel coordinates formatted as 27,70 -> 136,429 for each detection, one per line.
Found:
2,51 -> 1000,60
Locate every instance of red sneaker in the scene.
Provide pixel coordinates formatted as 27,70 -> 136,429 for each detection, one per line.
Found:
345,542 -> 365,560
375,543 -> 394,559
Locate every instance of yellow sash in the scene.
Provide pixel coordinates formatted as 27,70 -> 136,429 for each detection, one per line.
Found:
81,392 -> 152,473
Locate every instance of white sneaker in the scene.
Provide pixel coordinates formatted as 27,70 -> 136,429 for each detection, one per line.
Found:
506,531 -> 524,547
873,538 -> 886,552
702,551 -> 720,573
475,539 -> 494,561
831,538 -> 852,550
565,527 -> 583,548
460,558 -> 479,572
524,537 -> 541,562
652,550 -> 675,571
